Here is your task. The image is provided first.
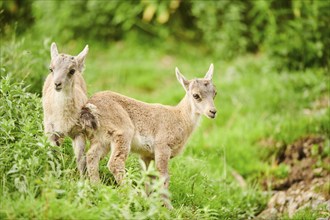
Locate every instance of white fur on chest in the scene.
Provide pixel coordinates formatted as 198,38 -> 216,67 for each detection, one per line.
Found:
50,92 -> 78,134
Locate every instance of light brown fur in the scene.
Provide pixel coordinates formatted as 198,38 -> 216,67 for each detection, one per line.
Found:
83,64 -> 217,209
42,42 -> 89,176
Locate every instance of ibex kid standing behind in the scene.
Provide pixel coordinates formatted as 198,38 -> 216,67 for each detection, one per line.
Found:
81,64 -> 217,209
42,43 -> 89,176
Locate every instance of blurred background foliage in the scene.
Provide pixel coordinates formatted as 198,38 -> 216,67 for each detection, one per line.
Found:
1,0 -> 329,71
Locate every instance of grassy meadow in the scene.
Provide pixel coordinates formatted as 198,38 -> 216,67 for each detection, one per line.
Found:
1,37 -> 329,219
1,1 -> 329,219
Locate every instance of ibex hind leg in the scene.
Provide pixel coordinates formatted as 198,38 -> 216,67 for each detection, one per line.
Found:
107,132 -> 132,185
86,142 -> 108,183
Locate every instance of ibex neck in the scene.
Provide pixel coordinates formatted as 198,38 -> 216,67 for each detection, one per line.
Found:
177,94 -> 201,128
61,83 -> 75,95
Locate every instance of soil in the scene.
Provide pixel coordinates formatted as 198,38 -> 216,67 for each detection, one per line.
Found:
258,135 -> 330,219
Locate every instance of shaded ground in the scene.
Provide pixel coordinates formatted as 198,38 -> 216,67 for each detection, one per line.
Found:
258,136 -> 330,219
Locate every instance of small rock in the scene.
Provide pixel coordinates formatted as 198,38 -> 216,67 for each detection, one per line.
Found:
276,191 -> 286,206
288,200 -> 298,218
313,167 -> 323,176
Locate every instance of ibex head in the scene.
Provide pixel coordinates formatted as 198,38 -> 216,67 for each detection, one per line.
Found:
49,42 -> 88,92
176,64 -> 217,119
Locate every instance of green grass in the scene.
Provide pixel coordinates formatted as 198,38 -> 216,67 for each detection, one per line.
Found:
0,37 -> 329,219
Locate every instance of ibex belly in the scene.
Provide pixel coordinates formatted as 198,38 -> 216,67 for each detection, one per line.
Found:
131,133 -> 155,157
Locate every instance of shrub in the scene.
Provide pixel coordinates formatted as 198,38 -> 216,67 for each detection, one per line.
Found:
261,0 -> 330,70
191,1 -> 249,60
0,36 -> 49,94
32,1 -> 144,41
191,0 -> 330,69
0,0 -> 34,35
3,0 -> 329,70
0,75 -> 48,194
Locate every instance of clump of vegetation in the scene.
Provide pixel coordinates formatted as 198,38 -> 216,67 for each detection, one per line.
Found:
2,0 -> 329,70
0,75 -> 46,194
0,36 -> 49,93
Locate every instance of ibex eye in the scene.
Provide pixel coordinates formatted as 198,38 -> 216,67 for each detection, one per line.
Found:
69,69 -> 75,75
193,94 -> 200,99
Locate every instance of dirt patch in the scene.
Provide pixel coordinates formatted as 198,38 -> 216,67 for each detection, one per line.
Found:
258,135 -> 330,219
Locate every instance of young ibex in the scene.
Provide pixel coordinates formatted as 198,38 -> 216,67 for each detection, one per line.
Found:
81,64 -> 217,209
42,43 -> 89,176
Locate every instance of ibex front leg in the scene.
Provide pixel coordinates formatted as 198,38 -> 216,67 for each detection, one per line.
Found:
72,134 -> 86,177
155,146 -> 173,209
141,156 -> 155,196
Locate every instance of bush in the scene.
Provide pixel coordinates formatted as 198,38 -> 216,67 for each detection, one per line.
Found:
0,36 -> 49,94
260,0 -> 330,70
0,0 -> 34,35
191,0 -> 330,69
0,75 -> 48,194
32,1 -> 158,42
191,1 -> 249,59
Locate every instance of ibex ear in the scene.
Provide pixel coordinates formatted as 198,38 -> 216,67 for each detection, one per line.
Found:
76,45 -> 89,72
176,67 -> 190,91
204,63 -> 214,80
50,42 -> 59,60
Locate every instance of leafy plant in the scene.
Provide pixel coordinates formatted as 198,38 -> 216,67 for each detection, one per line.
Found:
0,35 -> 49,94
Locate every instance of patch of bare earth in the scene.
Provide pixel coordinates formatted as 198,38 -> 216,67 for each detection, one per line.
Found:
258,136 -> 330,219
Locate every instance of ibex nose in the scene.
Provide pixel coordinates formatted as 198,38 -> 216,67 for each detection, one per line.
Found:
209,109 -> 217,115
54,82 -> 62,91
